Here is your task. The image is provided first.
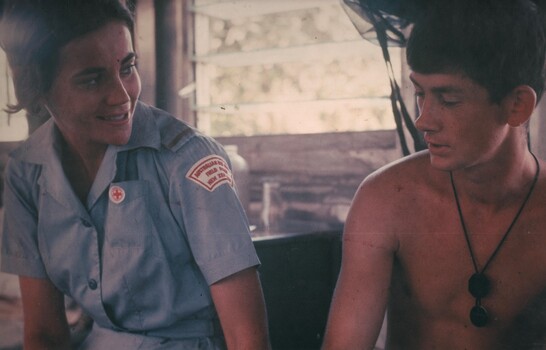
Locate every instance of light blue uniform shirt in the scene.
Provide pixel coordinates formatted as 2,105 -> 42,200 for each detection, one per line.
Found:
1,102 -> 259,346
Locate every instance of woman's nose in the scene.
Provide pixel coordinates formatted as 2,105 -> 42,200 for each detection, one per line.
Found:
105,76 -> 130,106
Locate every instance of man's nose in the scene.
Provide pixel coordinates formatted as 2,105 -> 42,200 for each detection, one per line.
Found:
414,98 -> 437,132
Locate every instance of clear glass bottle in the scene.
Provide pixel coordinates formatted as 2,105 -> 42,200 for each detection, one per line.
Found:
224,145 -> 250,214
260,178 -> 283,233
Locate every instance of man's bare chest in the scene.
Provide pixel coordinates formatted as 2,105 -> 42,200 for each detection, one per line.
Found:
393,214 -> 546,328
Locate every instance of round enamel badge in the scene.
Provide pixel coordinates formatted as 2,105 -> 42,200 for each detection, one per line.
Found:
109,185 -> 125,204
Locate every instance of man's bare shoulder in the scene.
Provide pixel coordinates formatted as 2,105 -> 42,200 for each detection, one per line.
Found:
534,157 -> 546,196
346,150 -> 447,237
356,150 -> 440,202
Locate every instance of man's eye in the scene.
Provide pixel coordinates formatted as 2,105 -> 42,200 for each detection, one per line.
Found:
440,98 -> 461,107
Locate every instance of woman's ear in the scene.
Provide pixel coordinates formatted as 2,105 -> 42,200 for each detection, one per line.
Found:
503,85 -> 537,127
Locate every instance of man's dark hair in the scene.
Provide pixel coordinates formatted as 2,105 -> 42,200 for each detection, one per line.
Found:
0,0 -> 134,117
406,0 -> 546,103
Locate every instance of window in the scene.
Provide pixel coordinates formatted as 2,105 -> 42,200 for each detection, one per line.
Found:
0,52 -> 28,141
192,0 -> 401,137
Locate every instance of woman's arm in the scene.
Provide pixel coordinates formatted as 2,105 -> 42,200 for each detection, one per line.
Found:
19,276 -> 71,350
210,267 -> 271,350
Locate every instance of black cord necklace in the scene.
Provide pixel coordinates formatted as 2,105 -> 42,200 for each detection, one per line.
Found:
449,153 -> 540,327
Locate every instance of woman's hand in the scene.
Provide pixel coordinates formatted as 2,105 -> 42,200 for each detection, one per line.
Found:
19,276 -> 71,350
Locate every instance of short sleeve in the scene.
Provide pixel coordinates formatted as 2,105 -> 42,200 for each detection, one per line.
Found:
1,158 -> 48,278
169,138 -> 260,285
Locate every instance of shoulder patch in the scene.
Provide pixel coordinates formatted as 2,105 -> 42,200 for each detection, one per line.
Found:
186,155 -> 233,191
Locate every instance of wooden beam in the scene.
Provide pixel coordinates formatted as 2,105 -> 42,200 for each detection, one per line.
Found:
192,0 -> 333,20
194,40 -> 387,67
134,0 -> 156,105
154,0 -> 183,117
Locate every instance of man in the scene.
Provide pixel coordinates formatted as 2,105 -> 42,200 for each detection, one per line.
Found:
323,1 -> 546,349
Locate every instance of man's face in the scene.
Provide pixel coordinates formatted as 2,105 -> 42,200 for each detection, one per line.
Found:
410,71 -> 510,171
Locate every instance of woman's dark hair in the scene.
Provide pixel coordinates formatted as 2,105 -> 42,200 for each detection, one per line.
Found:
0,0 -> 134,117
406,0 -> 546,104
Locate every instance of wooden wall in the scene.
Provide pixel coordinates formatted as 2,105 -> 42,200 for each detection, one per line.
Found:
217,129 -> 401,228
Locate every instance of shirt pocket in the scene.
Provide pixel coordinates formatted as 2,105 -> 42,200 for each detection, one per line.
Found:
101,180 -> 194,329
104,181 -> 150,251
102,181 -> 154,328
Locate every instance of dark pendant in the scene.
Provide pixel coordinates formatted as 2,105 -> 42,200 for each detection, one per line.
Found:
468,273 -> 490,298
470,305 -> 488,327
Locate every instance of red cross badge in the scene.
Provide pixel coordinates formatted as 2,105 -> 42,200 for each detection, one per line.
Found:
109,185 -> 126,204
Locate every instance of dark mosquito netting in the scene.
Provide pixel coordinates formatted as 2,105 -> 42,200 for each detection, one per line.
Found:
342,0 -> 545,155
341,0 -> 427,155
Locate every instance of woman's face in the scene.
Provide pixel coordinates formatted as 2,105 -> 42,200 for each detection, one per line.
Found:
45,20 -> 141,154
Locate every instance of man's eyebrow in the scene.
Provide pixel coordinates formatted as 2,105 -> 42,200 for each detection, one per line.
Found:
409,75 -> 464,94
72,53 -> 137,78
431,86 -> 464,94
409,75 -> 422,88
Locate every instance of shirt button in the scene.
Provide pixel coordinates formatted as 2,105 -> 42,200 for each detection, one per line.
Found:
81,219 -> 93,228
88,279 -> 98,290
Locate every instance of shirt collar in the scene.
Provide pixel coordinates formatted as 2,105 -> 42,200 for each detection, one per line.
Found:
117,101 -> 161,152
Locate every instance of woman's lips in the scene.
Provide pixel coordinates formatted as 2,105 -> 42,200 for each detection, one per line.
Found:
98,113 -> 127,121
97,112 -> 131,125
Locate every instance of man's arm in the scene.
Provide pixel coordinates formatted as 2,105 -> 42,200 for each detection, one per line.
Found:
210,267 -> 271,350
322,178 -> 397,349
19,276 -> 71,350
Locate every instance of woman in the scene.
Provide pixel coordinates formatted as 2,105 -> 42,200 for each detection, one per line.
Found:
0,1 -> 270,349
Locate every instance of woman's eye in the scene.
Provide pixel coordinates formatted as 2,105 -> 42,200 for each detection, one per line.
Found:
77,76 -> 100,89
121,64 -> 136,76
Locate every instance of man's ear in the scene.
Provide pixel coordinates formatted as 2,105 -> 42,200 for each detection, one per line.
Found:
503,85 -> 537,127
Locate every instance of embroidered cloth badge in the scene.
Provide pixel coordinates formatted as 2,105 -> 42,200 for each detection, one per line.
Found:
109,185 -> 126,204
186,155 -> 233,191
